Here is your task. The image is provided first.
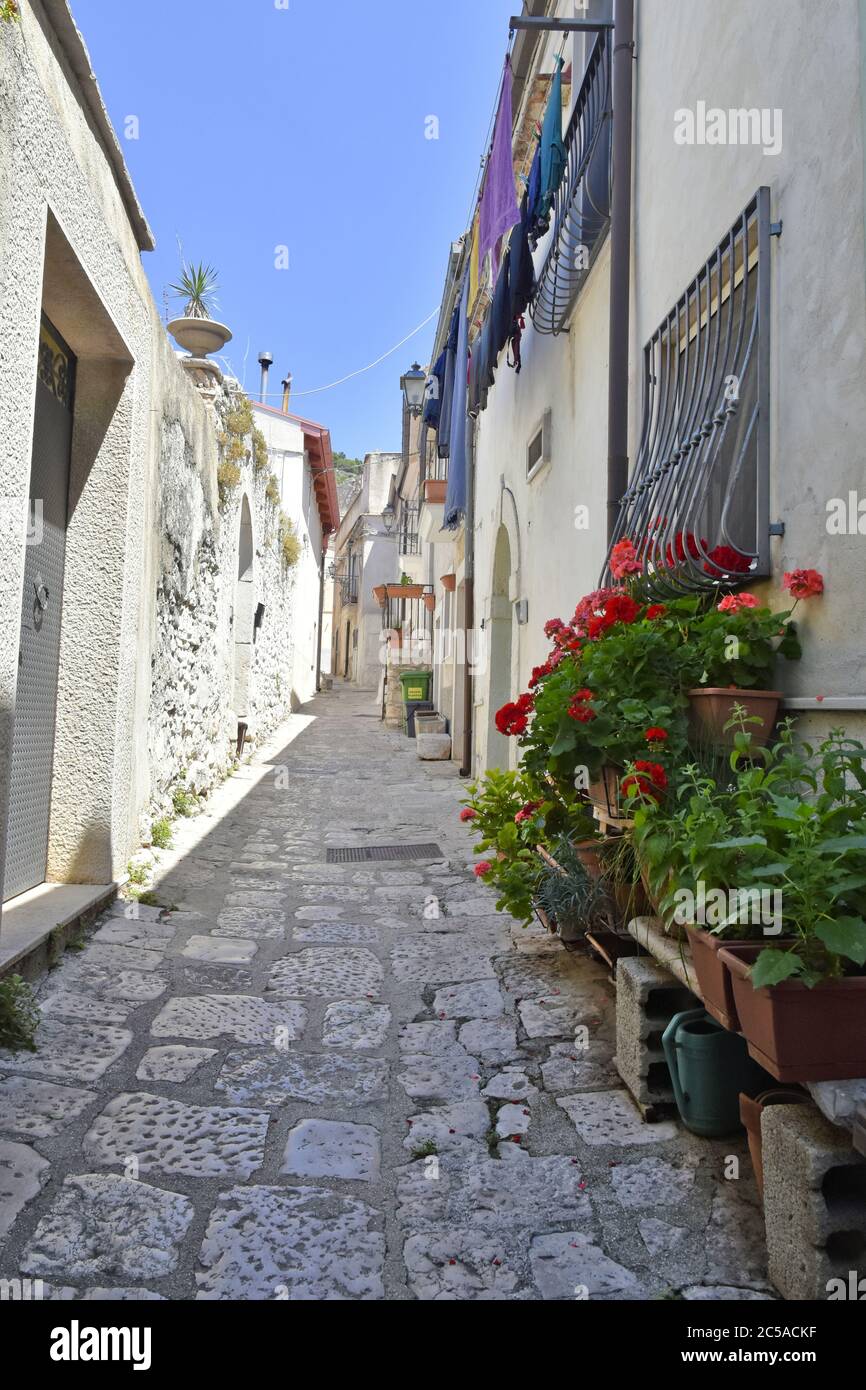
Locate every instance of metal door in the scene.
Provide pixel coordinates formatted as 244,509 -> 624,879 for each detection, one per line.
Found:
3,315 -> 75,901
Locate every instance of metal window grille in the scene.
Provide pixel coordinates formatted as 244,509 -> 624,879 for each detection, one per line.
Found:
604,187 -> 773,594
530,30 -> 612,336
399,504 -> 420,556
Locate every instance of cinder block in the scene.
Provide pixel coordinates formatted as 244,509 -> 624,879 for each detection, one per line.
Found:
762,1103 -> 866,1300
615,956 -> 697,1114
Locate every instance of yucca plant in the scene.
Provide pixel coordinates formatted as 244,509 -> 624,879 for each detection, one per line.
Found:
169,260 -> 219,319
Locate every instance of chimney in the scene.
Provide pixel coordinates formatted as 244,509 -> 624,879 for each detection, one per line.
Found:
257,351 -> 274,404
281,372 -> 293,414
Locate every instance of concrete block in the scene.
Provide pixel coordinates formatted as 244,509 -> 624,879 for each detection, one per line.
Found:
416,733 -> 452,760
762,1103 -> 866,1300
615,956 -> 697,1114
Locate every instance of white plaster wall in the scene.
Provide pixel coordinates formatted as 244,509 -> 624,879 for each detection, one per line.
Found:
634,0 -> 866,725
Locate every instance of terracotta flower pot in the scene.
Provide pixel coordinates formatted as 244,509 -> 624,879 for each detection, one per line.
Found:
572,838 -> 604,881
688,688 -> 782,748
385,583 -> 424,600
440,573 -> 457,592
739,1088 -> 809,1199
372,584 -> 387,606
423,593 -> 435,613
424,479 -> 447,505
721,944 -> 866,1081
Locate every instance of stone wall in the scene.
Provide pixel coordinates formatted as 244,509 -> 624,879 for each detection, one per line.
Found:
147,376 -> 298,821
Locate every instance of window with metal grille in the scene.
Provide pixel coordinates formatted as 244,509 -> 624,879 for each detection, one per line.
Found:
604,188 -> 773,594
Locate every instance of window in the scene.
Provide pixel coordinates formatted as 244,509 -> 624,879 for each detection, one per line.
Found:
527,410 -> 552,480
605,188 -> 773,593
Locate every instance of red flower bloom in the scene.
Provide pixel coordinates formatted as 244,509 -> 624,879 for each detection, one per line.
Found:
634,760 -> 668,789
644,727 -> 668,745
548,648 -> 565,669
717,592 -> 760,613
474,861 -> 493,878
515,800 -> 543,824
459,807 -> 478,822
572,586 -> 623,636
664,531 -> 707,568
783,568 -> 824,600
610,537 -> 642,580
645,604 -> 667,620
703,544 -> 752,577
587,593 -> 641,638
494,695 -> 533,736
544,618 -> 566,638
568,703 -> 596,723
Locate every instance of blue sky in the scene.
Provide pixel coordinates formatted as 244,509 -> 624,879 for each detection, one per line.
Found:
70,0 -> 518,459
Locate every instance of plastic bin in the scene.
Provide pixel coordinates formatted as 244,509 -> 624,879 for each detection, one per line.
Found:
398,670 -> 432,703
404,700 -> 435,738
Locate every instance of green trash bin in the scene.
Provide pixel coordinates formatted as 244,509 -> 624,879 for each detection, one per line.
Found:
398,670 -> 432,703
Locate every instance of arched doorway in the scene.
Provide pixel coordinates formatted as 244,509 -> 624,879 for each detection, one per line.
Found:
232,495 -> 255,720
486,524 -> 513,770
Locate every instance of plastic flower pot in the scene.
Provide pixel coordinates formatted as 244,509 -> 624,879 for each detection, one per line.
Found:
720,944 -> 866,1081
739,1087 -> 809,1199
688,929 -> 794,1031
687,688 -> 782,748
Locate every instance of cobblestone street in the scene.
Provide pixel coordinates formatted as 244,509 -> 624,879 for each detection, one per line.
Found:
0,684 -> 773,1301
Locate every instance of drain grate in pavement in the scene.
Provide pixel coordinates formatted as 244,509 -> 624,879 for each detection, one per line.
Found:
325,844 -> 443,863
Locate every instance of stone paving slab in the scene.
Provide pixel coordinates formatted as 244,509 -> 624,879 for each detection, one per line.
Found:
0,686 -> 773,1301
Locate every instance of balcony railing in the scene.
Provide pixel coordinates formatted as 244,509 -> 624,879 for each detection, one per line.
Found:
380,586 -> 434,652
530,31 -> 612,336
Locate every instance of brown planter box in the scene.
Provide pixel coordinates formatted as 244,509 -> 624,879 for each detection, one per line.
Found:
385,583 -> 424,600
721,944 -> 866,1081
372,584 -> 387,606
739,1088 -> 809,1200
587,764 -> 622,816
440,572 -> 456,592
424,479 -> 447,504
688,688 -> 782,748
688,928 -> 796,1031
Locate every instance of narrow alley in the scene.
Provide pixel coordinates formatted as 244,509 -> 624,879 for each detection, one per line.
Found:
0,685 -> 771,1302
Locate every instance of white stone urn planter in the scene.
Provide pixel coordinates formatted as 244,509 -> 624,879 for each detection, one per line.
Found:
167,316 -> 233,357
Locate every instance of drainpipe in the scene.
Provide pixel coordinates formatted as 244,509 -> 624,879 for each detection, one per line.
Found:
281,373 -> 292,414
258,351 -> 274,405
606,0 -> 635,543
315,537 -> 327,693
460,412 -> 476,777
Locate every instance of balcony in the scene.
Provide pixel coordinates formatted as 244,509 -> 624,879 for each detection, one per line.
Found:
530,30 -> 612,337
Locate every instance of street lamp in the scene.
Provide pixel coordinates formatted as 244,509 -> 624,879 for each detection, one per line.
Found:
401,362 -> 426,417
381,501 -> 397,534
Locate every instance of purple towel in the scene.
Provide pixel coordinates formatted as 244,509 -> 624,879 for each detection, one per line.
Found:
478,58 -> 520,273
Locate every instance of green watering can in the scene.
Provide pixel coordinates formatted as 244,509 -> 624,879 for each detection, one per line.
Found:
662,1008 -> 769,1137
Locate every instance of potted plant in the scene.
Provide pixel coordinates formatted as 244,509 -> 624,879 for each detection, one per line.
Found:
440,573 -> 457,592
385,575 -> 424,600
678,574 -> 823,747
423,592 -> 436,614
167,259 -> 233,357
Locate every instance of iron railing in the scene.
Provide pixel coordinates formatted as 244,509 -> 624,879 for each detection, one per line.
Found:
530,31 -> 612,336
380,586 -> 435,648
398,504 -> 420,557
603,188 -> 772,594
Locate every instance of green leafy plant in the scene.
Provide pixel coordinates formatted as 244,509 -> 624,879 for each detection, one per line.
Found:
632,719 -> 866,986
126,861 -> 148,886
410,1139 -> 438,1160
460,768 -> 561,924
279,514 -> 301,568
217,460 -> 242,500
0,2 -> 20,23
0,974 -> 38,1052
265,474 -> 281,508
535,836 -> 610,938
150,816 -> 173,849
172,787 -> 198,818
169,259 -> 219,319
253,427 -> 269,474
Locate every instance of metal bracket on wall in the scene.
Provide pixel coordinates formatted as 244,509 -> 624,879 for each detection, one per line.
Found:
769,521 -> 785,537
770,221 -> 783,237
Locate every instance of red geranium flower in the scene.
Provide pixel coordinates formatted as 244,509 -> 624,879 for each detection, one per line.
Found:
459,807 -> 477,822
544,618 -> 566,638
717,593 -> 760,613
644,727 -> 668,745
610,537 -> 642,580
515,800 -> 543,824
474,861 -> 493,878
634,760 -> 668,789
664,531 -> 707,568
783,568 -> 824,599
645,604 -> 667,620
703,543 -> 752,577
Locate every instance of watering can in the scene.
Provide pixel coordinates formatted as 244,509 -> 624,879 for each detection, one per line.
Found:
662,1007 -> 769,1137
